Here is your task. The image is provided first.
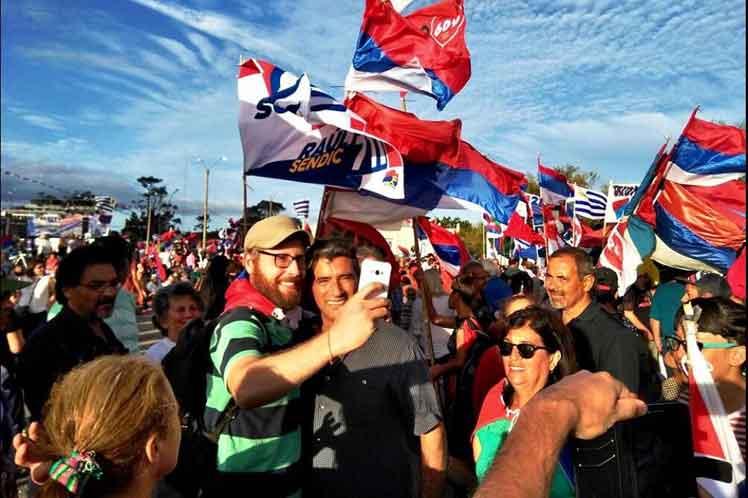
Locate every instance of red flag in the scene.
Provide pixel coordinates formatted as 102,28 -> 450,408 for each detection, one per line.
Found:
505,212 -> 544,245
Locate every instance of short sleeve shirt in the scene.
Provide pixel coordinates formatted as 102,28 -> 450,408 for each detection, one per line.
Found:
650,282 -> 685,338
306,321 -> 442,498
205,308 -> 303,495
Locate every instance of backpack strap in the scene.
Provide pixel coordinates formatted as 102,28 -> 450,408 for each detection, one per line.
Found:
204,308 -> 270,442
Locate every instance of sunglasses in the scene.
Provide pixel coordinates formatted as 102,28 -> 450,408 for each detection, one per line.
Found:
662,336 -> 738,353
499,340 -> 548,359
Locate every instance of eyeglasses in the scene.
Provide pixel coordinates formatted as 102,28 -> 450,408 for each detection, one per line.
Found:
662,335 -> 738,353
257,250 -> 306,269
499,340 -> 549,359
80,279 -> 121,293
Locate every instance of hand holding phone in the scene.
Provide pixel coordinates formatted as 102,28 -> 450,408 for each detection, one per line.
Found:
358,260 -> 391,299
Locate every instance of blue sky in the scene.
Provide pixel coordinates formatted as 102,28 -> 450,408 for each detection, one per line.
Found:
2,0 -> 745,231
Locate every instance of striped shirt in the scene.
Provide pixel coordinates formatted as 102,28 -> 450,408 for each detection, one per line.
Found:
205,307 -> 303,496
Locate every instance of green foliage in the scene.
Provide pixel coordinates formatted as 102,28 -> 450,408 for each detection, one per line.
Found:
238,200 -> 286,229
122,176 -> 179,239
193,214 -> 211,231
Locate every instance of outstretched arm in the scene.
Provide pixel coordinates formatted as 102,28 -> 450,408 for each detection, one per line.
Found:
474,371 -> 647,498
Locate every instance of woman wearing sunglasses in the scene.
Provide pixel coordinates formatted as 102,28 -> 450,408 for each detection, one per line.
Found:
472,306 -> 577,497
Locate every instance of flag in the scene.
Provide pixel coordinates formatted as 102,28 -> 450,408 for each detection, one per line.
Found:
725,248 -> 745,301
527,193 -> 544,229
514,239 -> 539,261
683,302 -> 746,497
416,217 -> 470,276
647,112 -> 746,272
293,199 -> 310,219
344,93 -> 525,224
345,0 -> 471,110
482,213 -> 503,239
538,163 -> 573,205
238,59 -> 404,199
573,185 -> 607,220
543,205 -> 570,256
571,216 -> 605,248
95,195 -> 116,214
598,216 -> 656,295
604,183 -> 638,224
505,211 -> 544,246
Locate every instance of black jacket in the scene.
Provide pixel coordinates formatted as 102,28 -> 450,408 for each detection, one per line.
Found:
568,301 -> 654,396
19,307 -> 126,420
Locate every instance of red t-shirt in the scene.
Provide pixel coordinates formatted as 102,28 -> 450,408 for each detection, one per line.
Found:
472,346 -> 506,416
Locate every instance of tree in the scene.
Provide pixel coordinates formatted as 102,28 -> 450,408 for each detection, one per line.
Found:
194,214 -> 211,232
433,217 -> 484,257
122,176 -> 179,240
236,200 -> 286,230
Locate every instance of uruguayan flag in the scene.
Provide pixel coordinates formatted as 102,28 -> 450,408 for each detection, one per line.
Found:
573,186 -> 607,220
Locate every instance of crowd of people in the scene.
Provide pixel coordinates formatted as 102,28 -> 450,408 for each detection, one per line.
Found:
0,214 -> 744,498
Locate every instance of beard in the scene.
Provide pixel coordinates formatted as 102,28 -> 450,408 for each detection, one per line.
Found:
251,267 -> 302,310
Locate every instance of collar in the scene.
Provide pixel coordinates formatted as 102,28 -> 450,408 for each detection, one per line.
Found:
567,300 -> 595,325
224,273 -> 302,328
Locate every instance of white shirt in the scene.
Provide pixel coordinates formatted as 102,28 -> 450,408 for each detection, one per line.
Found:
410,294 -> 455,359
145,337 -> 176,364
28,275 -> 52,314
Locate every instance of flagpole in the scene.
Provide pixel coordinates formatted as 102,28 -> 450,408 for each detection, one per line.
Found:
481,221 -> 486,259
315,186 -> 332,239
411,217 -> 437,368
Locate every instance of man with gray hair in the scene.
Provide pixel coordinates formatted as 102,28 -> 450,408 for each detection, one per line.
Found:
546,247 -> 648,395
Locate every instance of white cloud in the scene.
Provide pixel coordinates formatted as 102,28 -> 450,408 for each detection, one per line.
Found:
149,34 -> 202,71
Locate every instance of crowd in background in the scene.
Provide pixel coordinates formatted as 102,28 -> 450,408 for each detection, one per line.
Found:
0,219 -> 745,498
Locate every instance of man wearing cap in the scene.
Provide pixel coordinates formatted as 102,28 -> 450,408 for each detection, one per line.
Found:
682,273 -> 732,302
203,216 -> 388,497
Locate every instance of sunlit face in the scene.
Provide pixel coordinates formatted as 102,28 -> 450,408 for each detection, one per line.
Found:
546,256 -> 592,310
695,331 -> 743,383
501,324 -> 559,404
312,257 -> 357,327
162,295 -> 202,342
246,239 -> 306,311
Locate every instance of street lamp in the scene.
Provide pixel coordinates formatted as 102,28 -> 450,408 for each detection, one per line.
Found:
195,156 -> 227,252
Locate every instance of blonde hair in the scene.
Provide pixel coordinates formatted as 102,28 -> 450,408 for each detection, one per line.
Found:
422,269 -> 446,296
38,355 -> 177,498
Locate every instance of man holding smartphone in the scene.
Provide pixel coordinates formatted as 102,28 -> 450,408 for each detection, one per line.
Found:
304,238 -> 446,498
203,216 -> 389,497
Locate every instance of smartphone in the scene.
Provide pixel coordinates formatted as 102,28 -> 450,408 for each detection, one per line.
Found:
358,260 -> 391,299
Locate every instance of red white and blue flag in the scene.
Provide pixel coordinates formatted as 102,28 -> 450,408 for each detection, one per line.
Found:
683,302 -> 746,497
238,59 -> 404,199
345,0 -> 471,110
651,113 -> 746,272
538,162 -> 573,205
416,216 -> 470,276
344,93 -> 525,224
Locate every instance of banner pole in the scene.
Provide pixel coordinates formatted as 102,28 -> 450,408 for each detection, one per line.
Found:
411,217 -> 437,367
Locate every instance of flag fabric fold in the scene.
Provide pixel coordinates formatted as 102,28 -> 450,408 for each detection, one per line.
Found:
238,59 -> 404,199
649,113 -> 746,272
538,163 -> 573,205
416,217 -> 470,276
345,93 -> 525,224
345,0 -> 471,110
